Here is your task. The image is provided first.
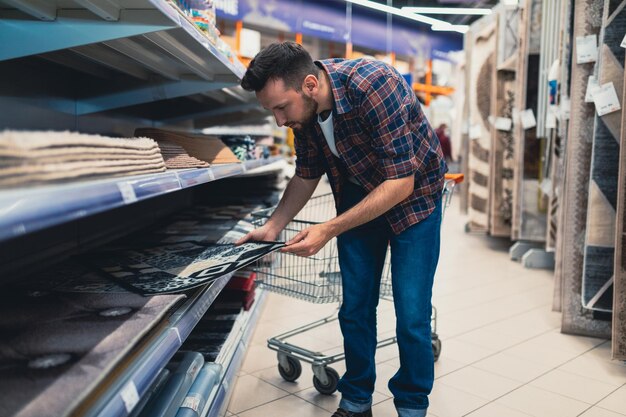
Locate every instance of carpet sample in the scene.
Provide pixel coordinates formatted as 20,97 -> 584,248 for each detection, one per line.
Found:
582,2 -> 626,312
0,290 -> 183,417
560,0 -> 611,338
135,128 -> 241,165
157,140 -> 210,169
467,21 -> 497,232
87,241 -> 285,295
0,130 -> 165,186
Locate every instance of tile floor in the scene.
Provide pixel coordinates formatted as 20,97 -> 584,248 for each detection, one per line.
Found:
227,190 -> 626,417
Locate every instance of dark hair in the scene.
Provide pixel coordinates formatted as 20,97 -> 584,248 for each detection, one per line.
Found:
241,41 -> 319,92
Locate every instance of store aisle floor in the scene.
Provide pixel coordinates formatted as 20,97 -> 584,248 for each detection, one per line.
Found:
227,193 -> 626,417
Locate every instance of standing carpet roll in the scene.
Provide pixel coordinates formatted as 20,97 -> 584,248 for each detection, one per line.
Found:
581,0 -> 626,312
560,0 -> 611,338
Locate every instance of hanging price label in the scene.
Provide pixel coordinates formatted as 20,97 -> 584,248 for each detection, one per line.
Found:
585,75 -> 601,103
469,124 -> 482,139
560,96 -> 571,120
545,105 -> 558,129
520,109 -> 537,129
576,35 -> 598,64
593,82 -> 622,116
621,33 -> 626,48
494,117 -> 512,131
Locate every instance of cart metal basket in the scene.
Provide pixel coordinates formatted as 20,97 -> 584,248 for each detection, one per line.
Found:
252,175 -> 463,395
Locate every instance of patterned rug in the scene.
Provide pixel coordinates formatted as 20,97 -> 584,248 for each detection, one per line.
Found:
0,290 -> 183,417
512,0 -> 547,242
467,21 -> 497,232
489,69 -> 516,237
581,1 -> 626,312
86,241 -> 285,295
613,52 -> 626,360
560,0 -> 611,337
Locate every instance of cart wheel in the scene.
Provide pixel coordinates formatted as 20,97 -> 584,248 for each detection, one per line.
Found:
432,338 -> 442,362
313,367 -> 339,395
278,356 -> 302,382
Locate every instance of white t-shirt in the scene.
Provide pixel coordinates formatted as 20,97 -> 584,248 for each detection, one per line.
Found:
317,112 -> 339,158
317,111 -> 360,185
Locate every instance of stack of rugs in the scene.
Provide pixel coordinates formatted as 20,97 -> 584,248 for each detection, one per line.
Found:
135,128 -> 241,165
156,140 -> 209,169
0,130 -> 166,187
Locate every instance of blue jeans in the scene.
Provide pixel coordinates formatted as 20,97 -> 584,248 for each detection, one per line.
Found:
336,182 -> 441,417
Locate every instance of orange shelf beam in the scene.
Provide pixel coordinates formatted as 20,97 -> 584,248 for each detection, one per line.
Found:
412,83 -> 455,96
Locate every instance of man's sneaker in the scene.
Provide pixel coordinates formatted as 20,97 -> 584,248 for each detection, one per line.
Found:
331,408 -> 372,417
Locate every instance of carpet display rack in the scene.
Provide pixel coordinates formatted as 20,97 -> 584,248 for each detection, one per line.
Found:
457,0 -> 625,359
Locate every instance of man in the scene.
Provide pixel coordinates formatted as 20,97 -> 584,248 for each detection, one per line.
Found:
237,42 -> 446,417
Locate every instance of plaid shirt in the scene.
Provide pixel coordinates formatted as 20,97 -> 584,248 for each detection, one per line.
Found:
294,58 -> 446,234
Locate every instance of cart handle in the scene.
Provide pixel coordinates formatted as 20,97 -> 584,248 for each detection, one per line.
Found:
444,173 -> 464,184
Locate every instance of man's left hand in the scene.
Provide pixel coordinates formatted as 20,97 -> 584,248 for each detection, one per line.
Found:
282,223 -> 334,257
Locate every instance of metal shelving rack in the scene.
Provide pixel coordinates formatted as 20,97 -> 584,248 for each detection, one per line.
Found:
0,2 -> 277,416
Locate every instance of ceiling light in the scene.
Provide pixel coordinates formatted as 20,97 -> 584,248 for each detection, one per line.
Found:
402,7 -> 492,15
431,23 -> 470,34
344,0 -> 452,27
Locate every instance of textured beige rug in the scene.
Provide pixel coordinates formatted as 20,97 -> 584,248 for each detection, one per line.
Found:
0,130 -> 165,186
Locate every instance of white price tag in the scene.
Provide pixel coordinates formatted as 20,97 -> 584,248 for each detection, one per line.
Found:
494,117 -> 512,131
461,121 -> 469,135
540,178 -> 553,196
621,33 -> 626,48
546,105 -> 558,129
560,96 -> 571,120
488,115 -> 496,127
512,108 -> 520,126
469,124 -> 482,139
117,182 -> 137,204
585,75 -> 600,103
576,35 -> 598,64
593,82 -> 622,116
120,381 -> 140,413
520,109 -> 537,129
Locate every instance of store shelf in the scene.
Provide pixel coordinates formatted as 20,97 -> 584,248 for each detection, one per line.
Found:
203,289 -> 268,417
84,274 -> 233,417
0,156 -> 283,243
0,0 -> 244,82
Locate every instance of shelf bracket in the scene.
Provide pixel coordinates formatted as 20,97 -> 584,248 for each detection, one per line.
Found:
74,0 -> 121,21
2,0 -> 56,21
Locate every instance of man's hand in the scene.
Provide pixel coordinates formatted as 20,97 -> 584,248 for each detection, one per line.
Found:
282,223 -> 334,257
235,224 -> 279,245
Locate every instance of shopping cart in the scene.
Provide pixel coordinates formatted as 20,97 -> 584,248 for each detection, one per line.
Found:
251,173 -> 464,395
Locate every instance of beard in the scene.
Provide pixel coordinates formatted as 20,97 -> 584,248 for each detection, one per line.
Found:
294,93 -> 318,130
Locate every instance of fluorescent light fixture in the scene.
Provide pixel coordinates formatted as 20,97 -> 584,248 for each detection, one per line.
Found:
344,0 -> 450,27
431,23 -> 470,33
402,7 -> 492,15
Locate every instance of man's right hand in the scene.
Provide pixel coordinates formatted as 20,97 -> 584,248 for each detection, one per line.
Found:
235,224 -> 280,245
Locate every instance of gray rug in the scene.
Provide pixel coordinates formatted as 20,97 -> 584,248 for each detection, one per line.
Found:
581,1 -> 626,312
612,6 -> 626,361
560,0 -> 611,337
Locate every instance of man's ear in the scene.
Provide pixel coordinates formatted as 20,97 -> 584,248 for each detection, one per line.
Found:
303,74 -> 318,94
